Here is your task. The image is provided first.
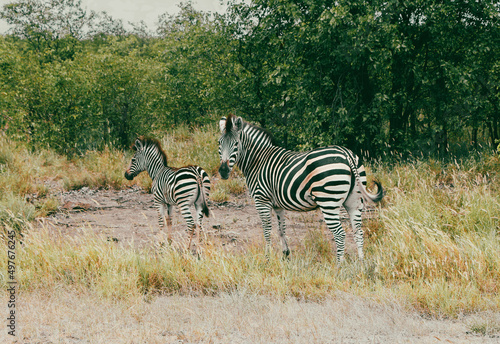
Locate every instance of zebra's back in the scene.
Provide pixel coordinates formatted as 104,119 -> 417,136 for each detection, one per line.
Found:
250,146 -> 365,212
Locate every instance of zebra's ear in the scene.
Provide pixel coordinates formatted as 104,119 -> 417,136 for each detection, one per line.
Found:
219,117 -> 227,133
235,117 -> 243,131
134,138 -> 143,151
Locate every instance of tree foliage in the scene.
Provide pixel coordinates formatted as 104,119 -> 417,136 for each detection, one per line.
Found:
226,0 -> 500,157
0,0 -> 499,158
0,1 -> 235,154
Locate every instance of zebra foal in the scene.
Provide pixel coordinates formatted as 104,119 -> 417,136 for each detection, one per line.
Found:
124,137 -> 210,245
218,115 -> 383,262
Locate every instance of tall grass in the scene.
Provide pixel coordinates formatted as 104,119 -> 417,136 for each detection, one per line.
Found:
0,136 -> 55,224
368,157 -> 500,315
3,209 -> 497,317
210,176 -> 247,202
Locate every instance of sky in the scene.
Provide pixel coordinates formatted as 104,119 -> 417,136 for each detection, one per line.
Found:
0,0 -> 229,34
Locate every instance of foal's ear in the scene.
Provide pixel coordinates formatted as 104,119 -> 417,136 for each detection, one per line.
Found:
219,117 -> 227,133
134,138 -> 143,151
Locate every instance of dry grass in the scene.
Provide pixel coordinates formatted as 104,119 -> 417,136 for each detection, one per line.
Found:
1,215 -> 498,318
210,176 -> 247,202
0,124 -> 220,219
367,158 -> 500,316
154,123 -> 220,176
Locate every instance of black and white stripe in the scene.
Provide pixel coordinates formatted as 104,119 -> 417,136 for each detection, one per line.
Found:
125,137 -> 210,241
218,115 -> 383,261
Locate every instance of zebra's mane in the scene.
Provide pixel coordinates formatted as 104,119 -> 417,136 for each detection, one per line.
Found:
134,136 -> 168,167
245,122 -> 276,146
226,114 -> 276,146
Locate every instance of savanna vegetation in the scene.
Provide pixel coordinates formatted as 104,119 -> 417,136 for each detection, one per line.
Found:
1,125 -> 500,329
0,0 -> 499,156
0,0 -> 499,340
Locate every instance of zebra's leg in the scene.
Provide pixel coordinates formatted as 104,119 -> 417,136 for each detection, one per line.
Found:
178,201 -> 196,251
165,204 -> 173,243
157,202 -> 166,229
255,199 -> 274,254
194,202 -> 206,243
344,190 -> 365,260
274,208 -> 290,257
156,202 -> 173,246
317,204 -> 346,262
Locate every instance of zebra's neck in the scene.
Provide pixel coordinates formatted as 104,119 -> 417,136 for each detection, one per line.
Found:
145,146 -> 169,180
237,124 -> 277,178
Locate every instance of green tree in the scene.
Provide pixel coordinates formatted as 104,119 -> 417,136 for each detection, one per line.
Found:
0,0 -> 96,61
0,36 -> 24,136
154,2 -> 240,126
227,0 -> 386,153
90,41 -> 163,149
227,0 -> 500,157
379,0 -> 500,155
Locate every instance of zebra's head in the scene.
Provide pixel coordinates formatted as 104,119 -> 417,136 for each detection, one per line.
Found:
218,114 -> 243,180
124,138 -> 148,181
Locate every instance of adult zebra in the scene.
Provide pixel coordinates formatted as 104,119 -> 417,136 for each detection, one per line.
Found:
125,137 -> 210,245
218,115 -> 383,261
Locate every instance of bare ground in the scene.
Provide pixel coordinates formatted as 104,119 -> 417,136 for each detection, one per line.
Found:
38,185 -> 363,254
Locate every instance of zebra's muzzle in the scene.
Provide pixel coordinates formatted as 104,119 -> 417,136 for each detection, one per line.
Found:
219,161 -> 230,180
124,170 -> 135,181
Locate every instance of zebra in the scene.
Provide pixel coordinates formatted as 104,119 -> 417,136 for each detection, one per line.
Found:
218,114 -> 383,262
124,136 -> 210,245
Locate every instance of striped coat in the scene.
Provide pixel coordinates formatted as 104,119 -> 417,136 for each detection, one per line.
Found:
218,115 -> 383,261
125,137 -> 210,243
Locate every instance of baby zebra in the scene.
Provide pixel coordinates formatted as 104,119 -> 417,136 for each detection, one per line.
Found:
124,137 -> 210,246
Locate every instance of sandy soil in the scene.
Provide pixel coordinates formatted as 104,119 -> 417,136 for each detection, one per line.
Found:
38,185 -> 365,255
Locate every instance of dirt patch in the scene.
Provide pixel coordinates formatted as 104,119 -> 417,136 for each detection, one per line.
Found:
39,185 -> 372,255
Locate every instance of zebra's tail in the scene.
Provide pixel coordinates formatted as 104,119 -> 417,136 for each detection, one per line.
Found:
195,169 -> 210,218
341,147 -> 384,204
360,180 -> 384,204
201,195 -> 210,218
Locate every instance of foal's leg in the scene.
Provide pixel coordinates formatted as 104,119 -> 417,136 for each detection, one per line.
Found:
156,202 -> 173,245
165,204 -> 173,243
178,201 -> 196,251
194,202 -> 207,243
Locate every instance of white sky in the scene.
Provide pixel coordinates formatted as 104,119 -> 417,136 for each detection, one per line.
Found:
0,0 -> 229,34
